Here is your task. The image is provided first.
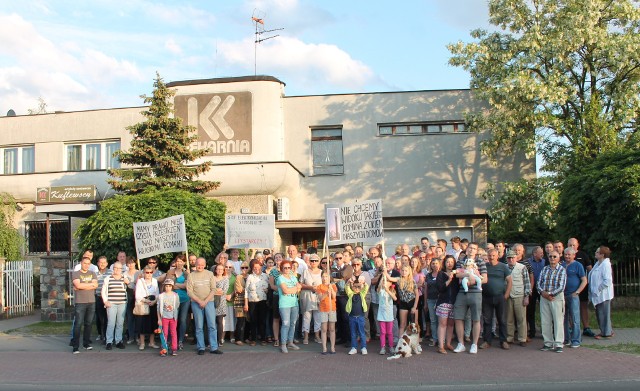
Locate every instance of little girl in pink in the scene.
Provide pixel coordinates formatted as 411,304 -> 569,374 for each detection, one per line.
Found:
157,278 -> 179,356
376,277 -> 397,355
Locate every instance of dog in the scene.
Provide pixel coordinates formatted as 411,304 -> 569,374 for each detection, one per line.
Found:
387,322 -> 422,360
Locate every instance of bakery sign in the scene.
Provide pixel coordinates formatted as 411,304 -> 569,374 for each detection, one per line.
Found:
36,185 -> 96,203
174,92 -> 253,156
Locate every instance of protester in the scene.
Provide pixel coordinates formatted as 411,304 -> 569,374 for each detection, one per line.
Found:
135,266 -> 160,350
157,279 -> 179,356
277,260 -> 301,353
101,262 -> 129,350
590,246 -> 614,340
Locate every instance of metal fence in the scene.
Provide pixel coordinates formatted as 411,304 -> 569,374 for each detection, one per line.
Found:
612,257 -> 640,297
1,260 -> 34,318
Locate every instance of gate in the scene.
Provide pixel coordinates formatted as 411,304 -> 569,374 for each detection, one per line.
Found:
1,260 -> 34,318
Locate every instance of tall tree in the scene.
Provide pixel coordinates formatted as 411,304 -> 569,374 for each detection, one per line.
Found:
0,192 -> 23,260
108,73 -> 220,194
448,0 -> 640,175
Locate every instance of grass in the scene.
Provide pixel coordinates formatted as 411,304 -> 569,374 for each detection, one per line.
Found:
584,343 -> 640,355
534,308 -> 640,329
7,321 -> 73,336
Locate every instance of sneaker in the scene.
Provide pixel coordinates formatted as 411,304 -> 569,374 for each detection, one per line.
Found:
172,351 -> 178,356
379,347 -> 386,355
210,349 -> 223,355
116,342 -> 125,349
126,339 -> 135,345
570,343 -> 580,348
348,347 -> 357,355
96,336 -> 102,341
178,342 -> 184,350
197,350 -> 205,355
453,343 -> 466,353
281,345 -> 289,353
230,338 -> 236,344
161,352 -> 167,357
469,344 -> 478,354
106,343 -> 112,350
540,345 -> 553,351
72,348 -> 79,354
361,348 -> 368,355
287,343 -> 300,351
583,328 -> 596,337
83,345 -> 93,350
554,346 -> 563,353
563,341 -> 571,346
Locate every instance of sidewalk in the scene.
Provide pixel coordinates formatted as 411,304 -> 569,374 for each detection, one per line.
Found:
0,313 -> 41,333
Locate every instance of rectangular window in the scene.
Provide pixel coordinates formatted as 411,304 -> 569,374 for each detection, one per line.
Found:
311,127 -> 344,175
65,140 -> 120,171
377,121 -> 467,136
26,220 -> 70,254
0,145 -> 35,174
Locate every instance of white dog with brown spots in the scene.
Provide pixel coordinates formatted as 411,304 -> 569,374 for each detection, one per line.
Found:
387,322 -> 422,360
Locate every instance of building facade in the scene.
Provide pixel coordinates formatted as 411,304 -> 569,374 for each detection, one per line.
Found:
0,75 -> 534,257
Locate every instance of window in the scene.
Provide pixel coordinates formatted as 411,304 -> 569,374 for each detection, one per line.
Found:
0,145 -> 35,174
65,141 -> 120,171
378,121 -> 467,136
26,220 -> 70,254
311,127 -> 343,175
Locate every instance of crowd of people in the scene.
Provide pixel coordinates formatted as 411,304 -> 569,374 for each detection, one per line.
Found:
69,237 -> 615,357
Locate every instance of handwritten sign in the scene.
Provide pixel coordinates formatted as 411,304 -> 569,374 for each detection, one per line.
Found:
225,214 -> 275,249
325,199 -> 384,245
133,215 -> 188,259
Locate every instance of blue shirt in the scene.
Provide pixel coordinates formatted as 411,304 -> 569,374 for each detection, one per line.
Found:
563,261 -> 586,294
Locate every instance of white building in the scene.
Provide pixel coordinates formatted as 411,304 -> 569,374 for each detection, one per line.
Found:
0,75 -> 534,256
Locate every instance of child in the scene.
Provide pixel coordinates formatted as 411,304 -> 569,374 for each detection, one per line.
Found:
461,258 -> 482,292
377,276 -> 397,355
316,272 -> 337,354
345,275 -> 369,355
157,278 -> 179,356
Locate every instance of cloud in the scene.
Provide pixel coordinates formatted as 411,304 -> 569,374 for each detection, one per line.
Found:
218,36 -> 379,93
0,13 -> 144,113
164,38 -> 183,55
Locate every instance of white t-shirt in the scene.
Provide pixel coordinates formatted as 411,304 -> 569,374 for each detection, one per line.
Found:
73,263 -> 99,273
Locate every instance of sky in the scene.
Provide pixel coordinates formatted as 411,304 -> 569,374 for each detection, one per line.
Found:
0,0 -> 491,115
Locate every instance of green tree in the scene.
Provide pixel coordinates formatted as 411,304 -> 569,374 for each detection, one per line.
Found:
108,73 -> 220,194
483,178 -> 558,243
448,0 -> 640,174
0,192 -> 23,260
556,148 -> 640,256
75,188 -> 226,264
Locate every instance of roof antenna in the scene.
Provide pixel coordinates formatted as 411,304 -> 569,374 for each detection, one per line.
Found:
252,9 -> 284,76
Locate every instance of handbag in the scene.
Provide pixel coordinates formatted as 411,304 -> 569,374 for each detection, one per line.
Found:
133,300 -> 149,316
133,279 -> 150,315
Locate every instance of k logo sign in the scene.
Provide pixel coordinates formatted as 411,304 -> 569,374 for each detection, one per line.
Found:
174,92 -> 252,156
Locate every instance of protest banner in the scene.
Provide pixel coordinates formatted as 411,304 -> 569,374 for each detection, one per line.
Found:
325,199 -> 384,246
133,215 -> 188,259
225,214 -> 275,249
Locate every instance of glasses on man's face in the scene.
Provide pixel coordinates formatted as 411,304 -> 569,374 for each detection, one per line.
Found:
145,272 -> 153,274
549,255 -> 559,259
335,257 -> 343,260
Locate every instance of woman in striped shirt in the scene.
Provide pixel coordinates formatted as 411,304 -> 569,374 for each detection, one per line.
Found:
102,262 -> 129,350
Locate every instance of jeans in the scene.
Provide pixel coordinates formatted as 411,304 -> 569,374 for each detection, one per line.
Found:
427,299 -> 438,342
105,302 -> 127,344
72,302 -> 96,349
191,301 -> 219,352
482,294 -> 507,344
178,301 -> 190,344
279,305 -> 299,344
595,299 -> 612,336
564,294 -> 581,345
349,315 -> 367,349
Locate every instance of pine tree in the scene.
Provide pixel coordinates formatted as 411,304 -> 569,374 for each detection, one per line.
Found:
107,73 -> 220,194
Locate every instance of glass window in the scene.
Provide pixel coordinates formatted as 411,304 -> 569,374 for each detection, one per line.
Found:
311,128 -> 344,175
85,144 -> 101,170
105,141 -> 121,169
22,146 -> 35,173
379,126 -> 393,135
67,145 -> 82,171
378,121 -> 467,136
3,148 -> 18,174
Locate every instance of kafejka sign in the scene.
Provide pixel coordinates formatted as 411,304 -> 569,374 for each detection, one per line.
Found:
36,185 -> 96,203
174,92 -> 253,156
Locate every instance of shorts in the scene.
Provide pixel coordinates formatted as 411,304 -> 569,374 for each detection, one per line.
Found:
453,292 -> 482,321
272,295 -> 280,319
436,303 -> 454,319
319,310 -> 337,323
398,299 -> 416,311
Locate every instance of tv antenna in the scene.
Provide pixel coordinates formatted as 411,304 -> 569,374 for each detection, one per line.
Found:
252,9 -> 283,75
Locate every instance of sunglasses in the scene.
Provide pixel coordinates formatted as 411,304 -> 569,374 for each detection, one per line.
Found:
321,262 -> 328,265
310,259 -> 319,262
335,257 -> 343,260
144,272 -> 153,274
241,266 -> 249,269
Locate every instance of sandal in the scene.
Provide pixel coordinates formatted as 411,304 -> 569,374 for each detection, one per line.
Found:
273,341 -> 280,347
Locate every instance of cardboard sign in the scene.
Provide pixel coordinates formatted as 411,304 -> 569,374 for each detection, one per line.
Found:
133,215 -> 188,259
325,199 -> 384,245
225,214 -> 275,249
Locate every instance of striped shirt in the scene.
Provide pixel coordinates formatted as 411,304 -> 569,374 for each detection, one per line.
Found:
537,265 -> 566,297
95,269 -> 112,297
103,276 -> 128,305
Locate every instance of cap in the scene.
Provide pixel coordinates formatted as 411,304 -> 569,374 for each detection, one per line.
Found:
506,250 -> 517,258
309,254 -> 320,261
164,279 -> 174,285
